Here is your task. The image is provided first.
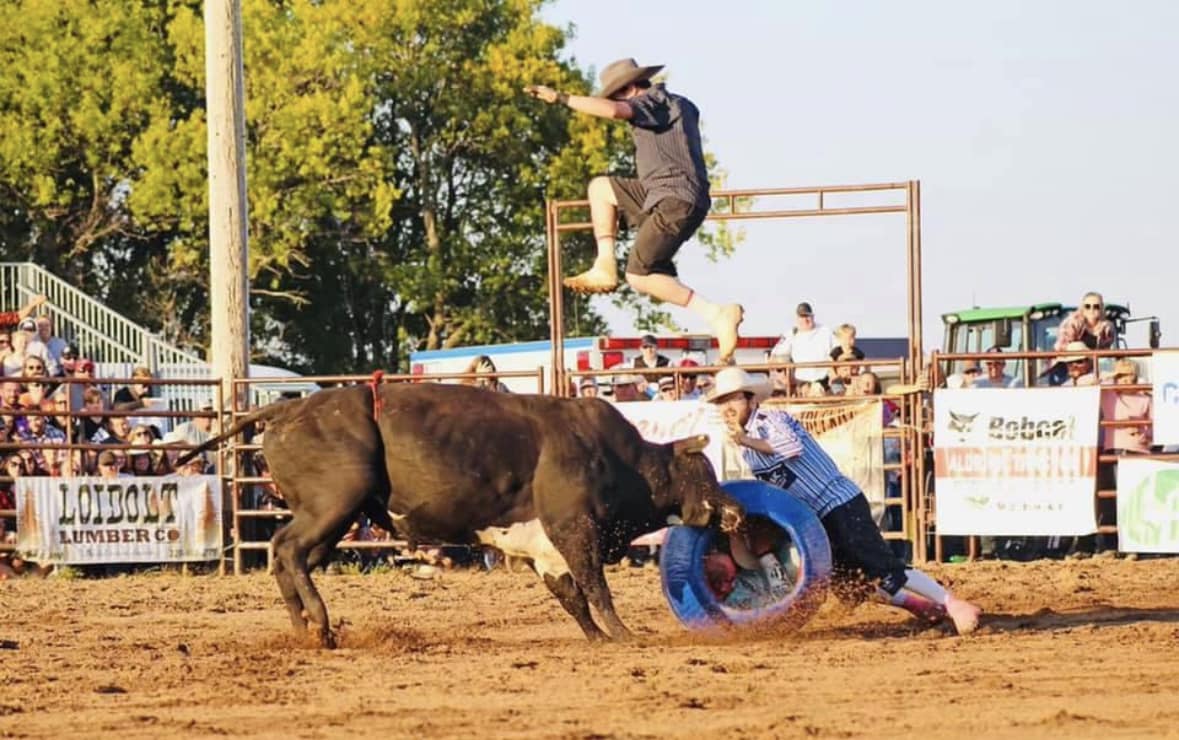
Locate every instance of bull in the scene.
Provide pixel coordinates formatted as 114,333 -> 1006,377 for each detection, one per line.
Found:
182,382 -> 743,646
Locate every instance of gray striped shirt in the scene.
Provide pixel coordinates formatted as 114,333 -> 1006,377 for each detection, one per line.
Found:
741,408 -> 860,519
628,84 -> 711,211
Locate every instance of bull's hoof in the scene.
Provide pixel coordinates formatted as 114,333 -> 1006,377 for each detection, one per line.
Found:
318,628 -> 339,649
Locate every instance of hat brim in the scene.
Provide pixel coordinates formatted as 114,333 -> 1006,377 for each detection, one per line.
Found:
706,379 -> 772,404
596,64 -> 664,99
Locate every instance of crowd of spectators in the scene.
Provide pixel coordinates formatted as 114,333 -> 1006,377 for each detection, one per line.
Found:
0,298 -> 216,572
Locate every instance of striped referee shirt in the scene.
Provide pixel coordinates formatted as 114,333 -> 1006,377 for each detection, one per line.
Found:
740,408 -> 860,519
628,84 -> 711,212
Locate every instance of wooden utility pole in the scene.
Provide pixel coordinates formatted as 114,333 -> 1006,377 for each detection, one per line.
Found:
204,0 -> 250,411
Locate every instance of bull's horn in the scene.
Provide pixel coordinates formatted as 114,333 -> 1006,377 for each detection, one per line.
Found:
671,434 -> 710,456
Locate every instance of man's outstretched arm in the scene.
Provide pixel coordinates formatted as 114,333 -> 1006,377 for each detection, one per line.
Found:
524,85 -> 632,120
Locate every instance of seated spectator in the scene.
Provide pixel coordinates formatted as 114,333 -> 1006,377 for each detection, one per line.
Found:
695,373 -> 715,396
828,347 -> 862,395
95,414 -> 133,446
462,355 -> 510,393
960,360 -> 981,388
6,319 -> 50,377
578,377 -> 599,398
95,449 -> 129,479
1043,342 -> 1098,386
113,364 -> 156,411
676,359 -> 703,400
973,346 -> 1023,388
770,302 -> 836,388
633,334 -> 670,385
58,343 -> 81,376
656,375 -> 678,400
17,411 -> 65,472
127,448 -> 158,476
74,386 -> 108,442
1101,359 -> 1151,453
829,323 -> 865,363
170,401 -> 215,446
27,315 -> 67,377
610,374 -> 647,403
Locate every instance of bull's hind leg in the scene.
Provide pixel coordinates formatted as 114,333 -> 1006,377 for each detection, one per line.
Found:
272,513 -> 355,648
541,572 -> 607,642
271,531 -> 308,636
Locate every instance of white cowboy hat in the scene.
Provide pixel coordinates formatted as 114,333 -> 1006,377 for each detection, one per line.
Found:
595,58 -> 664,99
705,367 -> 772,403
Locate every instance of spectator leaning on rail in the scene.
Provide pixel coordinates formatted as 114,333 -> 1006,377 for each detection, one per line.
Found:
632,334 -> 670,385
1042,342 -> 1098,387
1101,358 -> 1152,454
524,59 -> 745,363
1055,291 -> 1115,352
707,366 -> 982,634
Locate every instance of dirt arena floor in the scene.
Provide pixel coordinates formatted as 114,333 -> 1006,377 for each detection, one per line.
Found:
2,556 -> 1179,739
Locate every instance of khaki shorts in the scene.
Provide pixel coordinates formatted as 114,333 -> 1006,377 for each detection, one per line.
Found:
609,177 -> 708,277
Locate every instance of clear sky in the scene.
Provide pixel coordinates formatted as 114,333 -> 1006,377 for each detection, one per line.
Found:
541,0 -> 1179,351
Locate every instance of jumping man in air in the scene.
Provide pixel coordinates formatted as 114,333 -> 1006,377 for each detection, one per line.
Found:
526,58 -> 744,363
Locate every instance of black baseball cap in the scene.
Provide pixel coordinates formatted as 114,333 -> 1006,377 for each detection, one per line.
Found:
640,334 -> 657,347
796,302 -> 814,317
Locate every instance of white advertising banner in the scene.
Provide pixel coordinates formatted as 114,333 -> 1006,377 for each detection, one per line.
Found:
933,388 -> 1100,536
1151,351 -> 1179,446
1116,458 -> 1179,553
15,476 -> 223,564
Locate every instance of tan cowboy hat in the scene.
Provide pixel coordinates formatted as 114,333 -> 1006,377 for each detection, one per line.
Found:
705,367 -> 772,403
596,58 -> 664,99
1054,341 -> 1092,364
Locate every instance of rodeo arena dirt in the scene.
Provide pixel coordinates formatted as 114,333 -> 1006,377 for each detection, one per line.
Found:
4,188 -> 1179,737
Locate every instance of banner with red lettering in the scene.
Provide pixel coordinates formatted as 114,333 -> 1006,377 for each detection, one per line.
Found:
15,476 -> 223,564
933,388 -> 1100,536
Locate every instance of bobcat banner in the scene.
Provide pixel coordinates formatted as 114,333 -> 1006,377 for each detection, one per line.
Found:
15,476 -> 223,565
933,388 -> 1100,536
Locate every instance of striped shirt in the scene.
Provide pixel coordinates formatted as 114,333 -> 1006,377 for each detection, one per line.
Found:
627,84 -> 711,211
740,408 -> 860,519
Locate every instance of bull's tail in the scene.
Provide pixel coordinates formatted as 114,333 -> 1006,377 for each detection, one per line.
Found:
174,402 -> 289,465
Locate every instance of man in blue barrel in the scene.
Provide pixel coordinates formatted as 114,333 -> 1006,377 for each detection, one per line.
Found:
707,367 -> 982,634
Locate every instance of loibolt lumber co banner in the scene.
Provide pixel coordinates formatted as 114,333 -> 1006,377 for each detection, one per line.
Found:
933,388 -> 1100,536
15,476 -> 223,564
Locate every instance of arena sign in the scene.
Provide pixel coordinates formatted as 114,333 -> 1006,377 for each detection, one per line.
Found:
14,476 -> 223,565
1151,350 -> 1179,446
1116,458 -> 1179,553
933,388 -> 1100,536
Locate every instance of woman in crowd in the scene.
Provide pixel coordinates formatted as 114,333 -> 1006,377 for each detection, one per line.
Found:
463,355 -> 510,393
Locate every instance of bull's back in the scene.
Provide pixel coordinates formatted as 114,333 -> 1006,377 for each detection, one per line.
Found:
374,385 -> 644,539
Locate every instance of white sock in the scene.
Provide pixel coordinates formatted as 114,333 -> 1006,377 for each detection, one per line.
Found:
900,568 -> 950,606
687,292 -> 721,322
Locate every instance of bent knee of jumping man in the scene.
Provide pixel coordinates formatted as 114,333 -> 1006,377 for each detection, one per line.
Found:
587,176 -> 617,204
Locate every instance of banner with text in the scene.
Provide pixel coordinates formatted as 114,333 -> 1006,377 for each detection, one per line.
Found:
15,476 -> 223,564
771,399 -> 885,524
614,401 -> 727,476
1151,351 -> 1179,446
933,388 -> 1100,536
1117,457 -> 1179,553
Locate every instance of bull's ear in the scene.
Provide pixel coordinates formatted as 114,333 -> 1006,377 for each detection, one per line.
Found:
672,434 -> 710,456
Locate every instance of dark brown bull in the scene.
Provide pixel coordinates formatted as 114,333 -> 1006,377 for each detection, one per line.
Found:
183,383 -> 742,645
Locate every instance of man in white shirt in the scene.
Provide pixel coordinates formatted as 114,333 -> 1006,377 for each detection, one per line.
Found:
770,302 -> 836,388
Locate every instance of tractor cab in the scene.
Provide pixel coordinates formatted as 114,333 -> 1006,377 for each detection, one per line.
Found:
940,303 -> 1159,386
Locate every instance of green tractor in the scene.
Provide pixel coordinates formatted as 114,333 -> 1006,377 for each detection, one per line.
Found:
940,302 -> 1161,385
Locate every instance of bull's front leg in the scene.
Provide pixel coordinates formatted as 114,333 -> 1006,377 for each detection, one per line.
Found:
540,572 -> 608,642
548,522 -> 632,641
